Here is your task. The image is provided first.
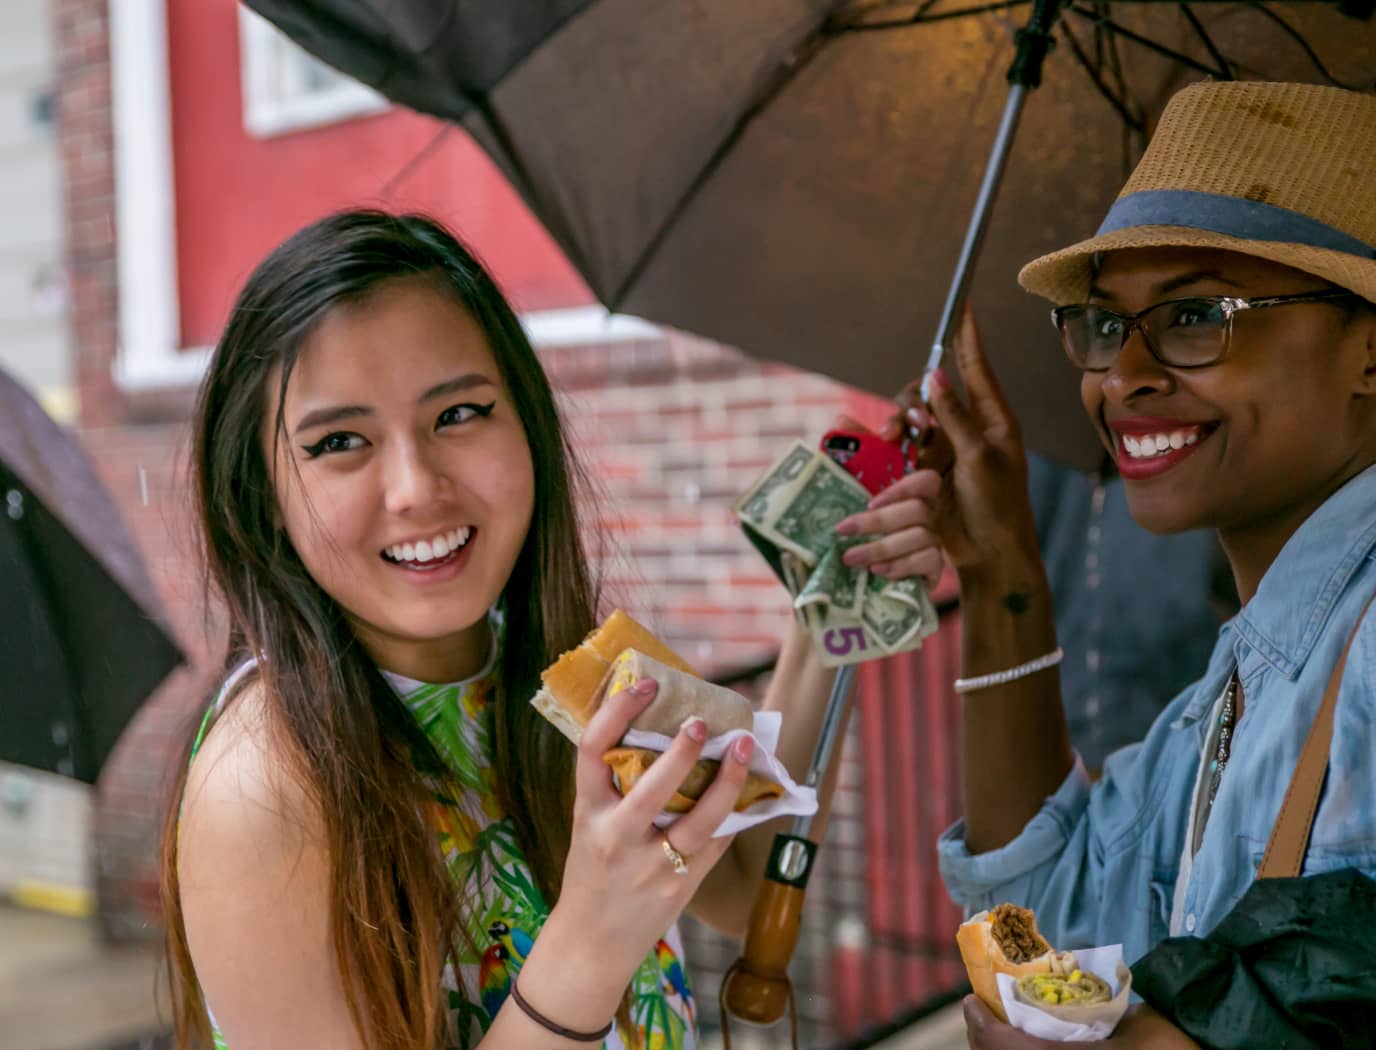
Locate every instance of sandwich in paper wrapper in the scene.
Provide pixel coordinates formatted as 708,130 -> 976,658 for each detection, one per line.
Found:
531,610 -> 817,836
957,903 -> 1132,1041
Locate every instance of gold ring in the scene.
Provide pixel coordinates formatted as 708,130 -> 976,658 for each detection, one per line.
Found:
661,835 -> 689,876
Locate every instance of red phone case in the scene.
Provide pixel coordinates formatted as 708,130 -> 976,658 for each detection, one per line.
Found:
820,428 -> 912,496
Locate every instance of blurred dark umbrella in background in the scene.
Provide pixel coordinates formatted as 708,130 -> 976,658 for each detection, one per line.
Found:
0,369 -> 182,783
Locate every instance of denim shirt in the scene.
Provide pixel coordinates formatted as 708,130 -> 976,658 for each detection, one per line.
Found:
938,464 -> 1376,966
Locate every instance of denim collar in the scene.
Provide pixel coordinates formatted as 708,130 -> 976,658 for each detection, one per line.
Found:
1174,623 -> 1240,728
1171,465 -> 1376,728
1232,464 -> 1376,681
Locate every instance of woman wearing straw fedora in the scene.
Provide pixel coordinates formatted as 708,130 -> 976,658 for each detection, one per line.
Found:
840,80 -> 1376,1046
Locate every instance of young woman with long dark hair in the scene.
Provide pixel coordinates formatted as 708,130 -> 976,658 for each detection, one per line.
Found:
161,210 -> 941,1050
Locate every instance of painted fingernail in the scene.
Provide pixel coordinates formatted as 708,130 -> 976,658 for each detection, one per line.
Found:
732,736 -> 754,763
835,518 -> 858,537
682,717 -> 708,742
931,369 -> 950,391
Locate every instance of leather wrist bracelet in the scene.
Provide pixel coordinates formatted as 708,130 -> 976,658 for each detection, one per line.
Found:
509,975 -> 615,1043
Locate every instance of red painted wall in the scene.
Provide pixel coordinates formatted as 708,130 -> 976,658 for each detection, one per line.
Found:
165,0 -> 590,349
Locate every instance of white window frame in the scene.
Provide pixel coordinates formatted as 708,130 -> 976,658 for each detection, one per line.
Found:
238,7 -> 387,139
111,0 -> 200,391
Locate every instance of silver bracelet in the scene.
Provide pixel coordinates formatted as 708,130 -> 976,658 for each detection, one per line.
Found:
954,648 -> 1064,694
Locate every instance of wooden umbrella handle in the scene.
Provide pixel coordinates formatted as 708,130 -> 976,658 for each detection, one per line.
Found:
720,833 -> 817,1037
720,667 -> 853,1043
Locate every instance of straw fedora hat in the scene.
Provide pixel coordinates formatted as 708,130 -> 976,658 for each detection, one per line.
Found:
1019,81 -> 1376,306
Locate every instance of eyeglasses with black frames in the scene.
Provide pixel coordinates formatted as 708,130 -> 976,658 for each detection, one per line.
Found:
1051,289 -> 1358,372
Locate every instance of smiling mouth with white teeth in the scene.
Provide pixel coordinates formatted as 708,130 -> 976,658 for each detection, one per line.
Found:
381,526 -> 474,568
1120,426 -> 1209,460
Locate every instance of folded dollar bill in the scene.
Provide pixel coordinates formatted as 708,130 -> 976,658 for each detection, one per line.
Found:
733,441 -> 939,667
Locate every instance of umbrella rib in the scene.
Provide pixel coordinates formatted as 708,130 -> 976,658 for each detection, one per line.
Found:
607,28 -> 834,309
1060,22 -> 1148,133
824,0 -> 941,31
1067,5 -> 1230,76
831,0 -> 1033,29
1241,2 -> 1373,90
1099,3 -> 1132,103
465,97 -> 605,295
1106,14 -> 1148,176
379,125 -> 455,197
1177,3 -> 1235,79
915,1 -> 1037,22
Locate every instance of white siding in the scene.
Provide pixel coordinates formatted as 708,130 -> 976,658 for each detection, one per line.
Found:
0,0 -> 72,412
0,762 -> 93,898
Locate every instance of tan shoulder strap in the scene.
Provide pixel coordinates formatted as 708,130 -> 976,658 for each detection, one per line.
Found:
1258,595 -> 1376,879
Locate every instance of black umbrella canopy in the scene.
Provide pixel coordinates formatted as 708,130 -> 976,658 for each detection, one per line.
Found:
0,370 -> 183,782
247,0 -> 1376,469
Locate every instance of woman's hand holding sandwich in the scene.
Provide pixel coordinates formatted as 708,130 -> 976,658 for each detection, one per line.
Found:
530,409 -> 966,944
516,675 -> 753,1034
963,997 -> 1200,1049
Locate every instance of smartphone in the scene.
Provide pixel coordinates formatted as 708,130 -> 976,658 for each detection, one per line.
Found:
820,428 -> 912,496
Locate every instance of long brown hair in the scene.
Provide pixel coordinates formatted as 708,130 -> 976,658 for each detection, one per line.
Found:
161,211 -> 601,1049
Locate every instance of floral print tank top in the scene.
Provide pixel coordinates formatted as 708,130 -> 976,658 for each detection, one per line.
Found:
191,649 -> 697,1050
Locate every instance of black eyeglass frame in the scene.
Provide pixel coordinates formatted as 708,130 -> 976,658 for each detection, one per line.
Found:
1049,288 -> 1359,372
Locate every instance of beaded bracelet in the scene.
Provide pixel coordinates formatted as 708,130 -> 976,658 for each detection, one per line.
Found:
954,647 -> 1064,694
509,976 -> 615,1043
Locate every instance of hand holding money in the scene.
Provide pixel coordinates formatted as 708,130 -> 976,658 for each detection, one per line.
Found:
733,441 -> 940,667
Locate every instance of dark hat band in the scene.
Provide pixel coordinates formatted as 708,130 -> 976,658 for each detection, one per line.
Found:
1095,190 -> 1376,260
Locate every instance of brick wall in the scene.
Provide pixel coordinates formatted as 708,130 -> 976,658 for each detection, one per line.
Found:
543,332 -> 883,667
52,0 -> 121,429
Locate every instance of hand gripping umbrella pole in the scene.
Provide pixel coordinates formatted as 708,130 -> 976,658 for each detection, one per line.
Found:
719,0 -> 1065,1042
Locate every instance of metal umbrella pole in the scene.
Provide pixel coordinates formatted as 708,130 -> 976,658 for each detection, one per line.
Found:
922,0 -> 1065,402
720,0 -> 1065,1043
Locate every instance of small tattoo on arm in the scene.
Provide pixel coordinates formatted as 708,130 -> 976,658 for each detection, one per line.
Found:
1003,590 -> 1031,615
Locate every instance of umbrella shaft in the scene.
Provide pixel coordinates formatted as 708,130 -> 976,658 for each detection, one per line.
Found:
791,664 -> 857,840
922,83 -> 1030,399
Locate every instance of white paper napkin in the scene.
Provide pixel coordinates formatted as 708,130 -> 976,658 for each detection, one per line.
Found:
996,945 -> 1132,1041
620,711 -> 818,837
